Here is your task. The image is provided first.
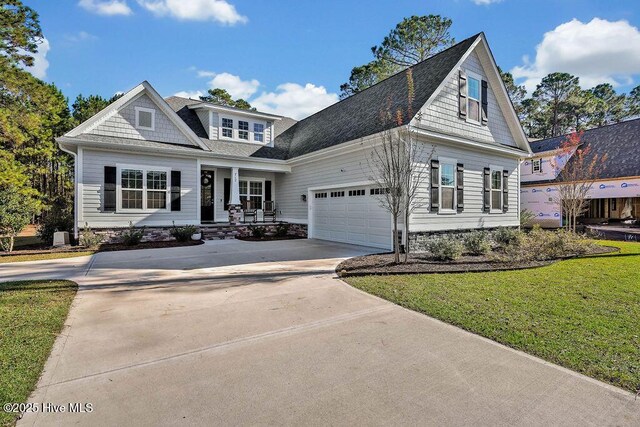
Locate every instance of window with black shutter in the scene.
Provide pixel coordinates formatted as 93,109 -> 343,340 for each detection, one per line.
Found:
456,164 -> 464,212
483,167 -> 491,213
170,170 -> 181,211
104,166 -> 116,212
481,80 -> 488,125
458,70 -> 467,119
502,170 -> 509,212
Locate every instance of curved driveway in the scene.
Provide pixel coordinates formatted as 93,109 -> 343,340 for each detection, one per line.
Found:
2,239 -> 638,426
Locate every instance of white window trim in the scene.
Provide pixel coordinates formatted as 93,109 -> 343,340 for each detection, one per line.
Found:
438,156 -> 457,214
490,164 -> 503,213
532,158 -> 543,173
134,106 -> 156,131
465,70 -> 482,126
218,116 -> 268,145
116,164 -> 171,213
239,177 -> 266,208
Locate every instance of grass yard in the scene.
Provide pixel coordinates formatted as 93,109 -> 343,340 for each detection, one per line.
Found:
345,240 -> 640,393
0,280 -> 78,426
0,251 -> 95,264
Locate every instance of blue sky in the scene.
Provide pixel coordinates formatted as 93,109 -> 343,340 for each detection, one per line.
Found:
26,0 -> 640,119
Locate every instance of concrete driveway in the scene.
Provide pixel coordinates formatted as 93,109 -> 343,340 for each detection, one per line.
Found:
1,239 -> 638,426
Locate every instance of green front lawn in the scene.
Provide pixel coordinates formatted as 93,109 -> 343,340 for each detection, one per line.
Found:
0,281 -> 78,426
0,251 -> 95,264
345,241 -> 640,393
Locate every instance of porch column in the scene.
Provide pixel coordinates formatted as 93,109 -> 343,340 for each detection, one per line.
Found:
228,167 -> 242,225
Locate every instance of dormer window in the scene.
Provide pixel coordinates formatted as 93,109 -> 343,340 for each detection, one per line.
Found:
254,123 -> 264,142
222,118 -> 233,138
238,120 -> 249,140
135,107 -> 155,131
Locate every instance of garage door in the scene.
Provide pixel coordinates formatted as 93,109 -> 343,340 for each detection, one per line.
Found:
311,186 -> 392,250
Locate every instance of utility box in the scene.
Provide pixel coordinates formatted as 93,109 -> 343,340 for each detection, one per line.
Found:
52,231 -> 70,247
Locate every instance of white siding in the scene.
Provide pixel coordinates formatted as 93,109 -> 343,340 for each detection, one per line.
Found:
196,109 -> 210,138
80,149 -> 198,227
210,112 -> 219,140
89,94 -> 193,146
410,142 -> 520,231
276,146 -> 375,223
419,50 -> 517,148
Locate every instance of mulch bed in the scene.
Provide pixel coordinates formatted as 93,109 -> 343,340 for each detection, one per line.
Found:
236,235 -> 305,242
0,239 -> 204,257
336,245 -> 619,276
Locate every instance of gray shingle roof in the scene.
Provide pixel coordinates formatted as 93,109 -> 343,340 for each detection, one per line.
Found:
527,118 -> 640,182
274,33 -> 481,159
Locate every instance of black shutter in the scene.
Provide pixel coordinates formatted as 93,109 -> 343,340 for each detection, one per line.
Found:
481,80 -> 488,125
430,160 -> 440,211
503,170 -> 509,212
224,178 -> 230,210
458,70 -> 467,119
104,166 -> 116,212
456,164 -> 464,212
170,170 -> 181,211
265,180 -> 272,202
483,167 -> 491,213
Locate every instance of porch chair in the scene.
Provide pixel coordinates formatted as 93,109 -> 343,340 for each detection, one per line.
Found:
242,199 -> 258,223
263,200 -> 276,223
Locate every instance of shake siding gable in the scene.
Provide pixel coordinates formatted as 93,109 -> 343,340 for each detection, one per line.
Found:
419,50 -> 517,148
90,94 -> 194,146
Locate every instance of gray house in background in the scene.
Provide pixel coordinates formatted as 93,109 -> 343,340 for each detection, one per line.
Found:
58,33 -> 531,250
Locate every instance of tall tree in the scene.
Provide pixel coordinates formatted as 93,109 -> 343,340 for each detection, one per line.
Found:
588,83 -> 627,126
531,72 -> 580,137
625,85 -> 640,117
340,15 -> 454,99
498,67 -> 526,118
0,0 -> 42,67
199,88 -> 255,110
71,93 -> 122,125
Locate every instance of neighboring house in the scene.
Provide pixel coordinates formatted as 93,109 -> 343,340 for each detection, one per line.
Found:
521,119 -> 640,228
58,33 -> 531,250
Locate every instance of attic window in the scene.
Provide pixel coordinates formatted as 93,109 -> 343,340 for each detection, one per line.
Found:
222,118 -> 233,138
238,121 -> 249,140
467,75 -> 481,123
135,107 -> 155,131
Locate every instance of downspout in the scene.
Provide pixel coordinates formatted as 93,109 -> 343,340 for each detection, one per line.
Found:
59,143 -> 79,240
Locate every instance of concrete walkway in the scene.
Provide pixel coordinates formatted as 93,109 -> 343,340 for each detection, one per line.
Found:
1,239 -> 638,426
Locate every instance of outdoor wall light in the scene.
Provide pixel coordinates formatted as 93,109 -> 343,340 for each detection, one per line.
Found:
301,194 -> 307,202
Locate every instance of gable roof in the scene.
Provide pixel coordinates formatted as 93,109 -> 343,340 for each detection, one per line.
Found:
527,118 -> 640,183
273,34 -> 481,159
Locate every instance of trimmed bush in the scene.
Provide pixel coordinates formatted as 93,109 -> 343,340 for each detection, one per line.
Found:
274,222 -> 290,237
493,227 -> 522,247
463,231 -> 491,255
249,225 -> 266,239
425,236 -> 464,261
495,226 -> 599,262
80,223 -> 102,249
170,222 -> 197,242
121,222 -> 145,246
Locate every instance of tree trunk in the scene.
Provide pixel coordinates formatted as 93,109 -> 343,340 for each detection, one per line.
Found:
393,215 -> 400,264
403,209 -> 410,263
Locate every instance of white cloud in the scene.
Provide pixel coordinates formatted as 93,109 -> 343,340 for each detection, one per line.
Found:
472,0 -> 503,5
512,18 -> 640,93
251,83 -> 339,120
174,90 -> 203,99
23,38 -> 50,79
137,0 -> 247,24
64,31 -> 98,43
207,72 -> 259,99
78,0 -> 132,16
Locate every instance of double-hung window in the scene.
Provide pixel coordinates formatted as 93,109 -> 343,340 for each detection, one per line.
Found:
491,169 -> 502,211
238,121 -> 249,140
467,74 -> 481,123
239,179 -> 263,206
254,123 -> 264,142
119,166 -> 170,211
532,158 -> 542,173
222,118 -> 233,138
440,161 -> 456,212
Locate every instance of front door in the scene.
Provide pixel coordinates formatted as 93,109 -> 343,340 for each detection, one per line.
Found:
201,170 -> 215,222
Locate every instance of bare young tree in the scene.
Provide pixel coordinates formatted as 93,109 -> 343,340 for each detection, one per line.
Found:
551,131 -> 607,232
368,69 -> 433,263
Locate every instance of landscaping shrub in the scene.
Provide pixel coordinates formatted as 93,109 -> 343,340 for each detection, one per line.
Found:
425,236 -> 464,261
80,223 -> 102,249
463,231 -> 491,255
170,222 -> 198,242
249,225 -> 266,239
495,226 -> 598,262
121,222 -> 145,246
493,227 -> 522,247
37,196 -> 74,246
0,186 -> 38,252
274,222 -> 290,237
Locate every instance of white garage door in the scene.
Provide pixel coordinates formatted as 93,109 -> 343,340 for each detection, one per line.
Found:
311,186 -> 392,250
